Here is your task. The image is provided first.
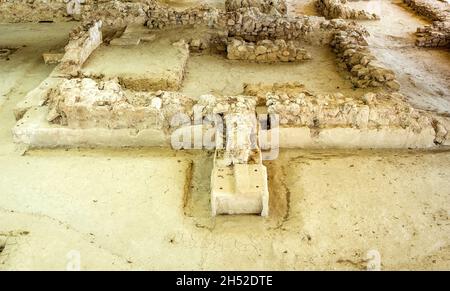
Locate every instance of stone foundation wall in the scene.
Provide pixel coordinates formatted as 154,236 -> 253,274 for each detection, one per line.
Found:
60,20 -> 103,74
315,0 -> 379,20
225,0 -> 287,15
416,20 -> 450,47
403,0 -> 449,21
226,7 -> 353,45
331,29 -> 400,90
0,0 -> 66,23
402,0 -> 450,48
146,3 -> 226,29
14,79 -> 450,148
244,82 -> 449,146
0,0 -> 152,25
46,78 -> 193,130
227,38 -> 311,62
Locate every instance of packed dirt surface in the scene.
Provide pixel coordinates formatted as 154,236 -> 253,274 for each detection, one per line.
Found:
181,47 -> 366,97
0,1 -> 450,270
1,147 -> 449,270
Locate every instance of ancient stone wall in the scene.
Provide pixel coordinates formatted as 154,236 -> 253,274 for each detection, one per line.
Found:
226,7 -> 351,45
0,0 -> 154,26
244,82 -> 449,146
46,78 -> 193,130
403,0 -> 449,21
225,0 -> 287,15
227,38 -> 311,62
315,0 -> 379,20
416,20 -> 450,47
266,89 -> 428,132
146,3 -> 226,29
331,29 -> 400,90
60,20 -> 103,74
0,0 -> 66,23
402,0 -> 450,48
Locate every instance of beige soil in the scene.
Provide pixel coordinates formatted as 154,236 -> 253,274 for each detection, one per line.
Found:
0,2 -> 450,270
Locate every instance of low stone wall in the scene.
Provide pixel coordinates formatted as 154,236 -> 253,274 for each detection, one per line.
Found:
46,78 -> 193,130
225,0 -> 287,15
266,89 -> 428,131
416,20 -> 450,47
0,0 -> 152,25
13,79 -> 450,148
403,0 -> 449,22
402,0 -> 450,48
244,82 -> 450,147
146,3 -> 226,29
60,20 -> 103,74
315,0 -> 379,20
331,29 -> 400,90
0,0 -> 66,23
227,38 -> 311,62
226,7 -> 354,45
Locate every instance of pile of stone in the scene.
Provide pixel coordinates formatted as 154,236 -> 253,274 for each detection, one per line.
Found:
227,38 -> 311,62
46,78 -> 193,130
403,0 -> 449,21
225,0 -> 287,15
331,30 -> 400,90
416,20 -> 450,47
315,0 -> 379,20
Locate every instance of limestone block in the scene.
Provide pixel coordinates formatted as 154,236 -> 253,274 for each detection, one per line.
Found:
12,106 -> 171,148
13,77 -> 63,121
211,163 -> 269,216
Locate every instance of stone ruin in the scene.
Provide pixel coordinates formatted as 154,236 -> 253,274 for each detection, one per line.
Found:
227,38 -> 312,62
315,0 -> 379,20
4,0 -> 450,217
403,0 -> 450,48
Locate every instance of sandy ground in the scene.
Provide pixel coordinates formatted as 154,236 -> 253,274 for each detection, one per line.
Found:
82,27 -> 192,86
83,24 -> 367,98
181,46 -> 367,97
0,8 -> 450,270
1,147 -> 449,270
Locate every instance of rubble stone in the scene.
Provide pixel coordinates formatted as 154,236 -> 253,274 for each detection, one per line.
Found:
225,0 -> 287,15
316,0 -> 379,20
46,78 -> 194,131
331,29 -> 399,89
227,38 -> 311,62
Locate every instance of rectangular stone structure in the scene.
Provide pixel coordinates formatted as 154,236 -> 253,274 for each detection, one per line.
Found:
211,160 -> 269,216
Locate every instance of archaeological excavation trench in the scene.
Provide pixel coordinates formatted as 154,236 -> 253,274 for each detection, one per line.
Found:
0,0 -> 449,270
